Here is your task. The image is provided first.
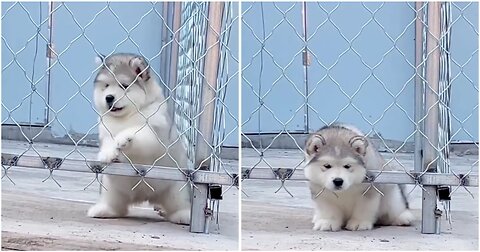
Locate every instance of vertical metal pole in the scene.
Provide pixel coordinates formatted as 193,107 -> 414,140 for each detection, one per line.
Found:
167,3 -> 182,121
159,2 -> 170,89
195,2 -> 224,164
45,1 -> 55,125
301,1 -> 310,132
422,2 -> 441,234
414,2 -> 424,174
190,2 -> 224,234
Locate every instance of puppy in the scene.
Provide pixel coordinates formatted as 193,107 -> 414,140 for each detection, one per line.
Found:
88,53 -> 191,224
304,123 -> 414,231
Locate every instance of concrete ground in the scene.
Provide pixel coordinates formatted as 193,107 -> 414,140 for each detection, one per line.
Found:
241,148 -> 479,251
1,140 -> 239,250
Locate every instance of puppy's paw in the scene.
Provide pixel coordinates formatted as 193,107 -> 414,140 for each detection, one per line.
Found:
345,218 -> 373,231
313,218 -> 342,231
115,131 -> 135,151
97,147 -> 120,163
154,205 -> 167,217
392,210 -> 415,226
166,209 -> 191,225
87,203 -> 126,218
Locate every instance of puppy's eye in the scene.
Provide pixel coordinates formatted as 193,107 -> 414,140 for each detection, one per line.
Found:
344,164 -> 351,169
105,84 -> 109,88
324,164 -> 332,169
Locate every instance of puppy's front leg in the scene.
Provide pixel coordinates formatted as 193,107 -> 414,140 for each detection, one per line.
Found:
97,135 -> 120,163
312,199 -> 343,231
345,190 -> 381,231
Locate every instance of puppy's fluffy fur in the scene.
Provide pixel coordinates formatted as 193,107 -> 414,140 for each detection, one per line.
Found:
87,53 -> 191,224
304,123 -> 414,231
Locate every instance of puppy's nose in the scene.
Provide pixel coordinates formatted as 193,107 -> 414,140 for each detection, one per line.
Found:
333,178 -> 343,187
105,95 -> 115,104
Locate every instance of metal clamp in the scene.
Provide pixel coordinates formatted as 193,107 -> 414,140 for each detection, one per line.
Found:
1,154 -> 19,167
242,168 -> 251,180
458,173 -> 469,187
273,168 -> 293,181
411,172 -> 423,185
89,161 -> 106,174
364,171 -> 376,183
42,157 -> 62,170
231,173 -> 239,187
185,169 -> 195,183
136,168 -> 147,177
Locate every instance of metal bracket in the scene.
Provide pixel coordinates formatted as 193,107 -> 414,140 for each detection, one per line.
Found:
209,184 -> 223,200
437,186 -> 451,201
273,168 -> 293,181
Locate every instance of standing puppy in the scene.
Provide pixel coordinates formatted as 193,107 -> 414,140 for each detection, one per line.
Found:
304,123 -> 414,231
88,53 -> 191,225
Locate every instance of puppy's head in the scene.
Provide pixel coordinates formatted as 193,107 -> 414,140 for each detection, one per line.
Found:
93,53 -> 152,117
304,132 -> 368,191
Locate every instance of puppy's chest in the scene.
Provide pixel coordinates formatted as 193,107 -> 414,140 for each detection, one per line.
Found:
317,187 -> 364,214
99,115 -> 148,135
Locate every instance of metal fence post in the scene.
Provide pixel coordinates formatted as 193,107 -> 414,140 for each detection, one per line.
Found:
414,2 -> 425,174
167,3 -> 182,120
190,2 -> 224,234
422,2 -> 441,234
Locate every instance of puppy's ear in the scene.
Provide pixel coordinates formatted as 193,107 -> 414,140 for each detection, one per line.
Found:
349,136 -> 368,156
305,134 -> 326,156
129,56 -> 150,81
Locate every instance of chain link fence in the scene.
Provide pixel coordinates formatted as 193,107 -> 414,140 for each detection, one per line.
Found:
2,1 -> 238,234
241,1 -> 478,234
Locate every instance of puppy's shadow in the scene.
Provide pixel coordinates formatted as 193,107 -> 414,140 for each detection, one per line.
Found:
122,215 -> 166,223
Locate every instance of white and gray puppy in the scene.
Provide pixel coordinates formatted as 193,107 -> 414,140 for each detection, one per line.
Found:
88,53 -> 191,225
304,123 -> 414,231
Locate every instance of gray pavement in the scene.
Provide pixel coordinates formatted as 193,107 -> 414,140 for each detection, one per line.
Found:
241,148 -> 479,250
1,140 -> 239,250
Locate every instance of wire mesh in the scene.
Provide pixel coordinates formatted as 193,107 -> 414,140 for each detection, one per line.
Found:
1,1 -> 238,233
241,1 -> 478,233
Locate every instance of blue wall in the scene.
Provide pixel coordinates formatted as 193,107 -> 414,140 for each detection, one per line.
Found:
2,2 -> 50,125
242,2 -> 478,142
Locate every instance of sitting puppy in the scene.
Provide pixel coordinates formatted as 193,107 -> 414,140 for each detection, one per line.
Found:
304,123 -> 414,231
88,53 -> 191,225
